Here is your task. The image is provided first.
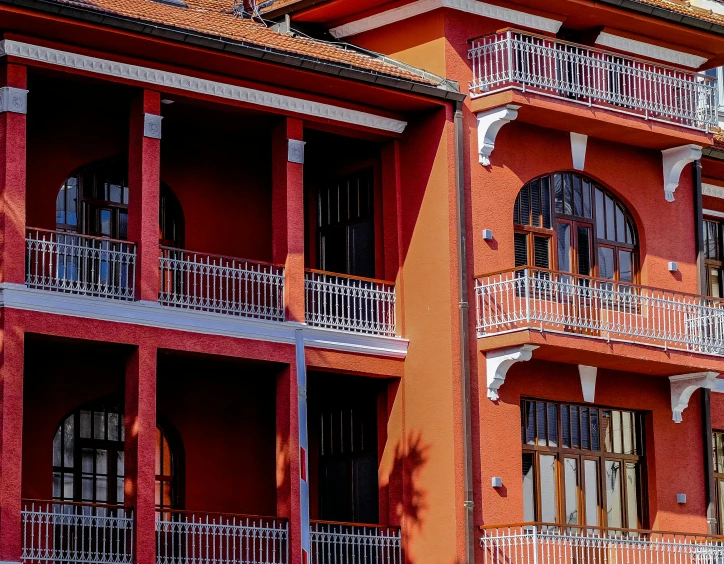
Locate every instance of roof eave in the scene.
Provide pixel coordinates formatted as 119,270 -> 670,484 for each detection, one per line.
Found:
596,0 -> 724,36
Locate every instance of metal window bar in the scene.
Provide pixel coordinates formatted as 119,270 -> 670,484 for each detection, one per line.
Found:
309,521 -> 402,564
468,30 -> 719,132
475,267 -> 724,356
159,247 -> 285,321
25,228 -> 136,300
304,270 -> 396,337
480,523 -> 724,564
156,510 -> 288,564
22,500 -> 134,564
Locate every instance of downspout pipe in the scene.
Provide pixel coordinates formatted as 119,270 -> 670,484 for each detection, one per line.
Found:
454,100 -> 475,563
693,158 -> 717,534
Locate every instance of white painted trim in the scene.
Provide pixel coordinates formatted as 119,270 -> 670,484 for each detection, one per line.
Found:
329,0 -> 562,39
713,378 -> 724,393
704,208 -> 724,219
570,132 -> 588,171
596,32 -> 708,69
0,40 -> 407,134
703,183 -> 724,200
0,284 -> 409,358
662,144 -> 703,202
578,365 -> 597,403
485,344 -> 538,401
476,104 -> 520,166
669,372 -> 718,422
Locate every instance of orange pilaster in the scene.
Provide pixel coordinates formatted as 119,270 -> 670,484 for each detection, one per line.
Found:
128,90 -> 161,302
124,345 -> 157,564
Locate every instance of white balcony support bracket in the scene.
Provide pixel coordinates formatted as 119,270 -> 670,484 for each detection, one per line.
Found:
662,145 -> 702,202
477,105 -> 520,166
570,133 -> 588,171
578,365 -> 597,402
670,372 -> 718,423
486,344 -> 538,400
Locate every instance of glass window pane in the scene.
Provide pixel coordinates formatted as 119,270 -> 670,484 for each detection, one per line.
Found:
531,180 -> 541,228
563,174 -> 573,215
64,474 -> 73,499
117,477 -> 125,504
119,212 -> 128,241
524,401 -> 536,445
591,409 -> 600,452
584,460 -> 600,527
583,180 -> 592,218
712,268 -> 721,299
108,413 -> 119,442
605,195 -> 615,240
117,451 -> 125,477
615,205 -> 626,242
619,251 -> 633,283
541,177 -> 551,229
515,233 -> 528,268
598,247 -> 615,280
163,436 -> 172,476
581,407 -> 590,450
573,175 -> 583,217
626,220 -> 634,245
523,453 -> 536,522
96,476 -> 108,502
533,236 -> 550,269
80,410 -> 91,439
53,430 -> 62,467
564,458 -> 579,525
626,463 -> 639,529
96,449 -> 108,475
602,411 -> 612,452
605,460 -> 623,528
613,411 -> 623,454
557,223 -> 571,273
53,472 -> 61,498
540,454 -> 558,523
99,210 -> 112,238
94,411 -> 106,440
561,406 -> 570,448
622,412 -> 633,455
82,477 -> 93,501
571,406 -> 580,449
67,178 -> 78,227
547,404 -> 558,447
537,402 -> 547,446
595,189 -> 605,239
577,227 -> 591,276
56,184 -> 66,225
555,174 -> 563,214
64,416 -> 74,467
82,448 -> 93,473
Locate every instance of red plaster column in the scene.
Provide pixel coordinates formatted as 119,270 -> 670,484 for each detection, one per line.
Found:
272,118 -> 305,322
0,315 -> 24,563
128,90 -> 161,302
276,364 -> 302,564
0,64 -> 27,285
124,345 -> 157,564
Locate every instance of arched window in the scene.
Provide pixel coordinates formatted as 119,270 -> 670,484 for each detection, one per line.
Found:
53,399 -> 179,509
513,172 -> 637,282
56,160 -> 184,248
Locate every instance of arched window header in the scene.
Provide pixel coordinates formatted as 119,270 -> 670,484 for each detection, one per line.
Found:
513,172 -> 638,283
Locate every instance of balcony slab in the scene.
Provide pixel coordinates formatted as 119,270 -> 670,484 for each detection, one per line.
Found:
470,91 -> 712,151
478,329 -> 724,376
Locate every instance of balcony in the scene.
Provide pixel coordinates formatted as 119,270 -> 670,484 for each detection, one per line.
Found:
479,524 -> 724,564
468,30 -> 718,147
309,521 -> 402,564
475,268 -> 724,372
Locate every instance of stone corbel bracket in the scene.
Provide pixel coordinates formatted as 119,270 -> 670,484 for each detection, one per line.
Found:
477,104 -> 520,166
662,144 -> 702,202
486,344 -> 538,401
670,372 -> 718,423
0,86 -> 28,114
144,113 -> 163,139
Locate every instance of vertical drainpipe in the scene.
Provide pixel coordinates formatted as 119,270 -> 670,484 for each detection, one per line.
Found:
693,159 -> 716,534
454,100 -> 475,563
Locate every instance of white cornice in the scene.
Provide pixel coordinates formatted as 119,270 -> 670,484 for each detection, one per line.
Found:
329,0 -> 562,39
704,182 -> 724,199
0,284 -> 408,358
0,40 -> 407,134
596,32 -> 707,69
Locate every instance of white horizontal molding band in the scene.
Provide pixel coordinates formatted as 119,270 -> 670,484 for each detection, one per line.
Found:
704,208 -> 724,219
703,183 -> 724,199
0,40 -> 407,134
596,32 -> 708,68
330,0 -> 562,39
0,284 -> 409,358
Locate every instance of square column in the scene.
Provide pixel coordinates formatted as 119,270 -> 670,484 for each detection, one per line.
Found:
128,90 -> 162,302
0,316 -> 24,563
124,345 -> 157,564
0,64 -> 27,284
272,118 -> 305,322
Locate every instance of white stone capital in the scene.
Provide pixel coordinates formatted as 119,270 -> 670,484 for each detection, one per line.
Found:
578,365 -> 597,402
476,104 -> 520,166
669,372 -> 718,423
662,144 -> 702,202
144,113 -> 163,139
0,87 -> 27,114
570,132 -> 588,171
288,139 -> 305,164
486,344 -> 538,400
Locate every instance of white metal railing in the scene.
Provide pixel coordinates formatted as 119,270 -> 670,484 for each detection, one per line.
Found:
26,228 -> 136,300
159,247 -> 285,321
475,267 -> 724,355
310,522 -> 402,564
468,30 -> 719,131
480,524 -> 724,564
304,270 -> 396,336
22,500 -> 134,564
156,511 -> 287,564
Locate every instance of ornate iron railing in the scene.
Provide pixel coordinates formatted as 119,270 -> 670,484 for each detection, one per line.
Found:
26,228 -> 136,300
22,500 -> 134,564
304,270 -> 396,336
159,247 -> 285,321
156,510 -> 287,564
475,267 -> 724,355
468,30 -> 719,131
310,521 -> 402,564
479,524 -> 724,564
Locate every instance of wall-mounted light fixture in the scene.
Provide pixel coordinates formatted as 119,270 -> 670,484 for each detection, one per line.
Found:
492,477 -> 503,488
677,493 -> 687,504
482,229 -> 494,241
668,261 -> 679,272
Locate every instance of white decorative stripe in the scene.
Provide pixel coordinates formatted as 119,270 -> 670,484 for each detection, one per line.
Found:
596,32 -> 708,69
704,208 -> 724,219
329,0 -> 562,39
703,183 -> 724,199
0,283 -> 408,358
0,40 -> 407,134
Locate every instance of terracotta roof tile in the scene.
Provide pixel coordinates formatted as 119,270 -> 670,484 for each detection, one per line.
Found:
46,0 -> 439,85
630,0 -> 724,27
